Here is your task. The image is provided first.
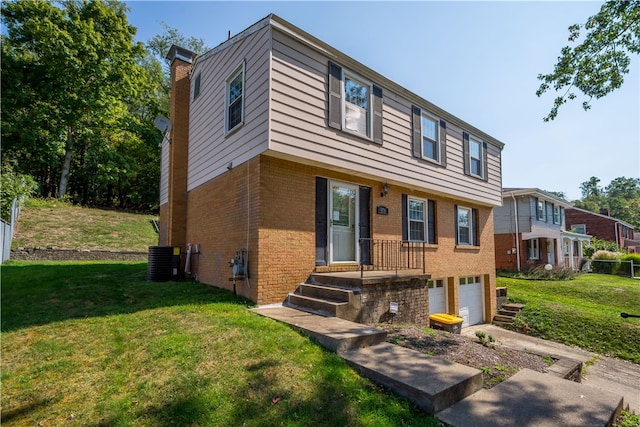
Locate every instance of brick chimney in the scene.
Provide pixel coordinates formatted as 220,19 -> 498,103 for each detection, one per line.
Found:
161,45 -> 196,250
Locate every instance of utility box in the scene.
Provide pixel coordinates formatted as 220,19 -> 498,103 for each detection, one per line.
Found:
429,313 -> 464,334
147,246 -> 181,281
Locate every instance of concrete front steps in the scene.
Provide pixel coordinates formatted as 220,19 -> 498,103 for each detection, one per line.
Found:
284,282 -> 361,322
492,302 -> 524,327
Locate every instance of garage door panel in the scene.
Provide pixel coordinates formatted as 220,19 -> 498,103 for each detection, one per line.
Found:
459,279 -> 484,327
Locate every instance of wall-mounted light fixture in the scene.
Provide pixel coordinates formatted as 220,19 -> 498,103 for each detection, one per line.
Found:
381,183 -> 389,197
227,162 -> 233,170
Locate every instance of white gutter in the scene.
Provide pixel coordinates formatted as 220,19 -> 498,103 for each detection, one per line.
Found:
512,193 -> 521,272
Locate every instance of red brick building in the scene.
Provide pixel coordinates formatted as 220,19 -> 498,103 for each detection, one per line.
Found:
565,207 -> 639,253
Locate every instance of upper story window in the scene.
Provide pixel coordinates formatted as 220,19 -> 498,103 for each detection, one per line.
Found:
402,195 -> 436,244
536,198 -> 546,221
411,106 -> 447,166
463,132 -> 487,181
571,224 -> 587,234
553,204 -> 561,224
344,74 -> 370,136
328,61 -> 383,144
225,63 -> 244,133
456,205 -> 478,246
193,73 -> 201,100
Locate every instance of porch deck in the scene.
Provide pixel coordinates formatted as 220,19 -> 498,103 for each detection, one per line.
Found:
310,270 -> 430,288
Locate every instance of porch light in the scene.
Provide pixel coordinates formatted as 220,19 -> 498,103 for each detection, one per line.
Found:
381,183 -> 389,197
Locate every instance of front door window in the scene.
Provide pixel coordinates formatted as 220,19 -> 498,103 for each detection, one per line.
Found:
329,182 -> 358,263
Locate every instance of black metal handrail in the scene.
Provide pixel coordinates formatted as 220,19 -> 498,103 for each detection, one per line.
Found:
359,238 -> 426,278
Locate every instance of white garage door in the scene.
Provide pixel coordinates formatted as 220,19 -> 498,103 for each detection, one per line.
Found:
428,279 -> 446,314
459,276 -> 484,327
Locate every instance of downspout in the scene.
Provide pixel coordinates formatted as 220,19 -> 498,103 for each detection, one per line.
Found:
614,221 -> 621,248
512,193 -> 521,272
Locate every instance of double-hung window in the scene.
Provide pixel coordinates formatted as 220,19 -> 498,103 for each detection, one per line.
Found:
344,74 -> 370,136
455,205 -> 478,246
226,63 -> 244,133
422,114 -> 439,161
553,204 -> 560,224
462,132 -> 487,180
527,239 -> 540,259
408,198 -> 426,241
536,198 -> 546,221
411,106 -> 446,165
328,61 -> 383,144
402,195 -> 436,244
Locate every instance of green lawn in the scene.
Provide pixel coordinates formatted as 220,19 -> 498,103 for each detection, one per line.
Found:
1,261 -> 439,426
498,273 -> 640,363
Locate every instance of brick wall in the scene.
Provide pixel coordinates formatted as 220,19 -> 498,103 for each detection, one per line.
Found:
495,233 -> 518,270
359,278 -> 428,325
566,209 -> 617,243
185,156 -> 261,302
184,154 -> 496,323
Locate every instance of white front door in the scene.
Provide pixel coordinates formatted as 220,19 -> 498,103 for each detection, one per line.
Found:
547,238 -> 555,265
329,181 -> 358,263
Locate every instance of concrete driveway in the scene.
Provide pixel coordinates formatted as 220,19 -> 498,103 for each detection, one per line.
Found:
462,324 -> 640,414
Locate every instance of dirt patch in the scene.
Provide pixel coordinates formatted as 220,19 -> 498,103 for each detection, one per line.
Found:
380,324 -> 551,389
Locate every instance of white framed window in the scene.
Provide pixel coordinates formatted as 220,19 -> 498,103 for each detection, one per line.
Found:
527,238 -> 540,259
421,113 -> 440,162
469,136 -> 482,178
463,132 -> 486,180
408,198 -> 426,242
225,62 -> 245,133
537,198 -> 546,221
553,204 -> 560,224
456,206 -> 474,246
571,224 -> 586,234
343,72 -> 372,137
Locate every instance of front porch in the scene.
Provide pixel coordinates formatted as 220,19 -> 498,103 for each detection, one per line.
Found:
521,227 -> 591,271
287,268 -> 431,326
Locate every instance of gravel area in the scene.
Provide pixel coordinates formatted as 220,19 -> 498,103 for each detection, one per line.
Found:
380,324 -> 553,389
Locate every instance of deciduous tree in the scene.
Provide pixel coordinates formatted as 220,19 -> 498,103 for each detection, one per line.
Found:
536,1 -> 640,121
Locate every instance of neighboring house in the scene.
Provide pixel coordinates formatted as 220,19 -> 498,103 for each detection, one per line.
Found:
566,207 -> 639,253
494,188 -> 590,271
159,14 -> 505,327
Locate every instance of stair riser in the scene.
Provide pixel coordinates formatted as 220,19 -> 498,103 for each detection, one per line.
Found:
288,294 -> 342,316
298,284 -> 352,303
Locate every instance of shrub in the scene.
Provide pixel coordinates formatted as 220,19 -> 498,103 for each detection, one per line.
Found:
583,238 -> 621,258
591,250 -> 621,274
618,253 -> 640,277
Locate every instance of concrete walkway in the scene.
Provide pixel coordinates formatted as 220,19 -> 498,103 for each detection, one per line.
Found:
252,305 -> 626,426
462,324 -> 640,414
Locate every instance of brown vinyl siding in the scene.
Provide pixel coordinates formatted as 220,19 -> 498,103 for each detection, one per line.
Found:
269,28 -> 502,207
188,25 -> 271,191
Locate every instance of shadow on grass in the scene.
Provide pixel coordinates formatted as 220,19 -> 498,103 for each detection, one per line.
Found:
1,261 -> 246,332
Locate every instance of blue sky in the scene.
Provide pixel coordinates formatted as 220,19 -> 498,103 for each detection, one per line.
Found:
126,1 -> 639,201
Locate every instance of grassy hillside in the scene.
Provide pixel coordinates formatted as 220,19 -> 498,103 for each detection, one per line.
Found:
498,274 -> 640,363
12,198 -> 158,252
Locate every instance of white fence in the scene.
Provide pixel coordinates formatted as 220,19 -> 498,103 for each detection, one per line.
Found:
1,198 -> 20,263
